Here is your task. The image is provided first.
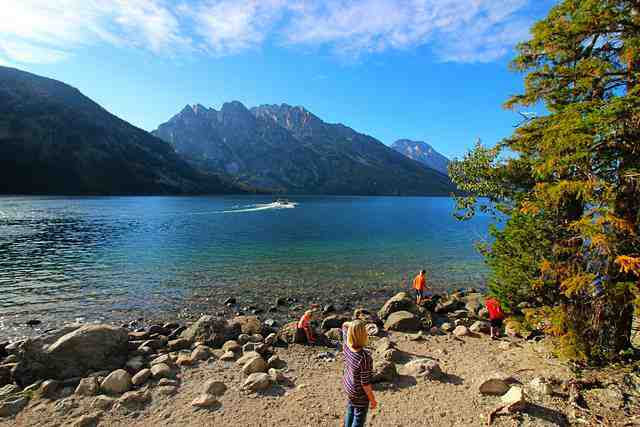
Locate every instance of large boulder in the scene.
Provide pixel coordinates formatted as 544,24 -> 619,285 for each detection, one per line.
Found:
378,292 -> 419,320
180,316 -> 238,347
384,311 -> 420,332
229,316 -> 262,336
13,325 -> 128,386
400,358 -> 443,380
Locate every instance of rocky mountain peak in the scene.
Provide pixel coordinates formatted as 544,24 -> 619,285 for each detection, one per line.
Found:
391,139 -> 450,175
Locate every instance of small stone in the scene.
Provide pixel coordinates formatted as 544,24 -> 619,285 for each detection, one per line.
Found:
91,395 -> 116,410
237,334 -> 251,345
71,413 -> 101,427
150,363 -> 175,379
529,377 -> 553,396
224,297 -> 236,305
242,373 -> 271,392
75,377 -> 99,396
150,354 -> 175,367
220,351 -> 235,361
268,368 -> 286,383
132,369 -> 151,386
100,369 -> 131,395
202,380 -> 227,396
191,394 -> 218,408
176,352 -> 193,366
453,325 -> 469,337
158,378 -> 178,387
440,322 -> 453,332
242,355 -> 268,375
222,340 -> 241,353
501,386 -> 527,411
128,331 -> 150,341
168,338 -> 191,351
0,396 -> 28,417
470,321 -> 490,334
38,380 -> 59,398
479,377 -> 510,395
267,355 -> 286,369
275,297 -> 286,306
264,319 -> 277,328
126,355 -> 146,371
118,390 -> 151,407
149,324 -> 169,335
249,334 -> 264,343
191,345 -> 213,362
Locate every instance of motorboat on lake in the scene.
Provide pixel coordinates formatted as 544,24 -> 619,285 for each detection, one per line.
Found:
272,198 -> 297,208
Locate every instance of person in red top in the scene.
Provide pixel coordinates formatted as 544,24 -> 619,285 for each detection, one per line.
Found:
412,270 -> 428,305
485,297 -> 505,339
296,308 -> 316,344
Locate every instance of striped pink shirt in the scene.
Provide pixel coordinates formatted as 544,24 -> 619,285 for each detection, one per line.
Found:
342,326 -> 373,407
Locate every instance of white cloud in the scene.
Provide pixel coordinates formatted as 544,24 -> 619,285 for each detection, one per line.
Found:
0,0 -> 543,65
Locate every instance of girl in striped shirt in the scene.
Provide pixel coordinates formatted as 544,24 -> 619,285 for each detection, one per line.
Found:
342,320 -> 377,427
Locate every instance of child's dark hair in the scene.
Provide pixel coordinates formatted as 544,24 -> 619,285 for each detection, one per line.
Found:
421,269 -> 426,274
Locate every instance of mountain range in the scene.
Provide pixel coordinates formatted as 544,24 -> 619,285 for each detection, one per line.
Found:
153,103 -> 454,195
0,66 -> 242,195
0,66 -> 454,196
391,139 -> 450,175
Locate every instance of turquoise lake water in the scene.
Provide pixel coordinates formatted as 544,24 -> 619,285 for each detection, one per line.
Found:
0,195 -> 491,338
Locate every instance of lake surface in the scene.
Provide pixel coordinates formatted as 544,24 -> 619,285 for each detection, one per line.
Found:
0,195 -> 491,339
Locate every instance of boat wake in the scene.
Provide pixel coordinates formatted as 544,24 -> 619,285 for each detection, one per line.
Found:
220,201 -> 297,214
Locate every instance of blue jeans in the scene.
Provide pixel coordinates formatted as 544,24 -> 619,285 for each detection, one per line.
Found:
344,403 -> 368,427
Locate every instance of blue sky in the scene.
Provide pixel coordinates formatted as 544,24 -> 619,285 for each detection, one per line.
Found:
0,0 -> 555,159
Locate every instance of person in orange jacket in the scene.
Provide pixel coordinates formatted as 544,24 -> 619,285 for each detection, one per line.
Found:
412,270 -> 428,305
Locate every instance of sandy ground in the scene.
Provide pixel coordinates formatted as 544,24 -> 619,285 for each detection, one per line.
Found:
2,330 -> 599,427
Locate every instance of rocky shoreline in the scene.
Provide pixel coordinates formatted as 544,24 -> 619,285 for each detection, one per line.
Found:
1,289 -> 638,426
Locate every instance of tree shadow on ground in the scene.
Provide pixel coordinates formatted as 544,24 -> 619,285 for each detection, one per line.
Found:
525,403 -> 569,427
